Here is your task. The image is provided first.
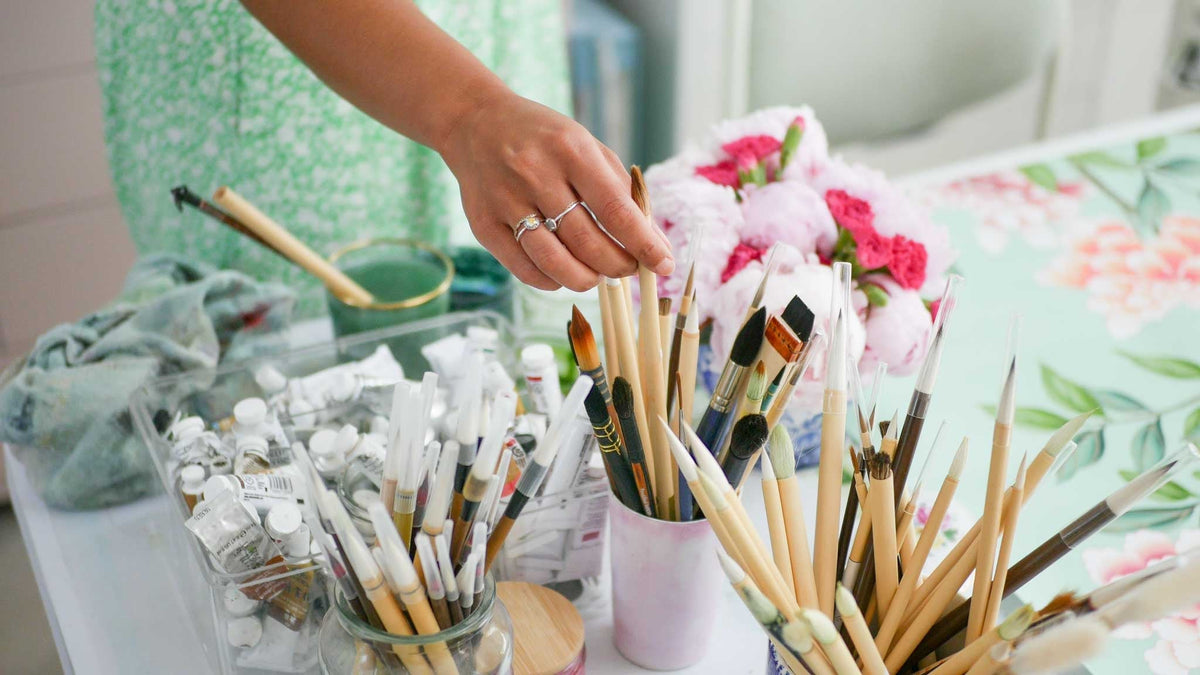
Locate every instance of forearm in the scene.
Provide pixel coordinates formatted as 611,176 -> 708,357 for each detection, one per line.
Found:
241,0 -> 509,153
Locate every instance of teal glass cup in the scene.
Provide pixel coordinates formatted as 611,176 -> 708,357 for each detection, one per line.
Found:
325,238 -> 455,339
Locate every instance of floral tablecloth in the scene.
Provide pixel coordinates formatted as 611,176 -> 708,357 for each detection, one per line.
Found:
893,108 -> 1200,674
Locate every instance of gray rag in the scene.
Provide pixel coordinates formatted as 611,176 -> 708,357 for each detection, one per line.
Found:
0,254 -> 294,509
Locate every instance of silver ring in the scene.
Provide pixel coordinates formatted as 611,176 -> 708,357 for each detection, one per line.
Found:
513,213 -> 543,242
544,201 -> 585,233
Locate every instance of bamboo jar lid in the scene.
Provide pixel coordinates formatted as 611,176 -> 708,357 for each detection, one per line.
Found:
497,582 -> 585,675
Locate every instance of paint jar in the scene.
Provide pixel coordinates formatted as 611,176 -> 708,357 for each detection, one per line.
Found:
317,574 -> 513,674
325,238 -> 454,342
609,494 -> 722,670
520,343 -> 563,417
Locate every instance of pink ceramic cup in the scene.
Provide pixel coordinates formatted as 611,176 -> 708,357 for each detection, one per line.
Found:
609,495 -> 722,670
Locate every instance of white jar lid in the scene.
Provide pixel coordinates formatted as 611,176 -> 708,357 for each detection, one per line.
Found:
253,365 -> 288,394
203,475 -> 235,502
265,502 -> 303,539
236,435 -> 269,455
227,616 -> 263,648
308,429 -> 339,458
222,586 -> 261,617
170,416 -> 206,441
521,343 -> 555,370
180,464 -> 206,489
334,425 -> 359,456
233,398 -> 267,427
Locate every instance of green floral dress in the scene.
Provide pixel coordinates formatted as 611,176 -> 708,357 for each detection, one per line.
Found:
95,0 -> 570,315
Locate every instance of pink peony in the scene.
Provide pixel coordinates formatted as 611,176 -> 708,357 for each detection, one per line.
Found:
722,135 -> 782,162
720,243 -> 768,284
695,160 -> 740,188
858,277 -> 933,376
810,158 -> 955,296
739,182 -> 838,256
888,235 -> 928,290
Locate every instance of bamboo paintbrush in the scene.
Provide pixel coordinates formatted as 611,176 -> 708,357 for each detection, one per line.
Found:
631,166 -> 675,519
765,330 -> 824,428
968,341 -> 1018,642
718,413 -> 768,493
172,185 -> 285,258
841,456 -> 873,592
597,279 -> 622,381
875,437 -> 967,654
836,584 -> 886,675
838,361 -> 885,578
802,609 -> 862,675
716,550 -> 821,675
666,242 -> 699,413
211,186 -> 375,305
741,243 -> 781,327
658,298 -> 672,381
760,452 -> 798,598
694,307 -> 767,453
911,442 -> 1200,663
603,276 -> 657,501
1005,615 -> 1107,675
767,424 -> 820,610
982,454 -> 1027,633
612,377 -> 656,517
484,377 -> 590,570
925,605 -> 1034,675
868,419 -> 900,619
814,262 -> 851,616
678,297 -> 700,427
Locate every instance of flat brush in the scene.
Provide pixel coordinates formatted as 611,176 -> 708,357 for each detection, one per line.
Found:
911,441 -> 1200,664
764,330 -> 824,428
613,377 -> 656,517
694,307 -> 766,453
719,414 -> 768,491
582,383 -> 641,511
756,295 -> 815,387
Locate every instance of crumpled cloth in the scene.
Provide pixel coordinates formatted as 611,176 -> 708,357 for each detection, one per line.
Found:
0,254 -> 294,509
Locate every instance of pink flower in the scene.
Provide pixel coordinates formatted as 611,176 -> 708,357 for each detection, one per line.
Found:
739,182 -> 837,256
722,135 -> 782,162
720,243 -> 768,284
825,189 -> 875,236
856,230 -> 893,269
1081,529 -> 1200,674
858,277 -> 933,376
696,160 -> 740,188
888,235 -> 928,290
1039,216 -> 1200,338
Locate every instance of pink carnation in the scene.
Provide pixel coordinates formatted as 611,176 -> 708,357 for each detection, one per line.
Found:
720,243 -> 768,284
739,182 -> 837,256
695,160 -> 740,188
888,235 -> 928,290
825,189 -> 875,236
721,135 -> 782,162
856,230 -> 893,269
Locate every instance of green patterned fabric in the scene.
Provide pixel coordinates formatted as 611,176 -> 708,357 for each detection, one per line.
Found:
95,0 -> 571,316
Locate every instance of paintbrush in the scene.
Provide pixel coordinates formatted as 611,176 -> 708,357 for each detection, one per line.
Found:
802,609 -> 862,675
912,441 -> 1200,663
720,360 -> 767,466
694,307 -> 767,452
925,605 -> 1035,675
982,454 -> 1027,633
836,583 -> 886,675
484,377 -> 591,570
450,354 -> 484,520
569,306 -> 619,424
1006,614 -> 1107,675
868,419 -> 899,619
757,295 -> 816,385
875,437 -> 967,655
582,382 -> 641,511
760,452 -> 797,599
969,328 -> 1019,642
612,377 -> 657,518
603,276 -> 657,501
450,390 -> 516,563
597,279 -> 622,381
765,329 -> 825,428
719,413 -> 768,491
382,382 -> 414,514
892,275 -> 962,499
658,298 -> 672,381
838,360 -> 885,579
716,550 -> 819,675
171,185 -> 284,257
741,243 -> 781,327
666,238 -> 699,413
678,297 -> 700,427
768,424 -> 820,610
815,262 -> 852,616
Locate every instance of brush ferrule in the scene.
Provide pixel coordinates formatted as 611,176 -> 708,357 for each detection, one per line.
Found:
906,390 -> 931,419
709,364 -> 744,413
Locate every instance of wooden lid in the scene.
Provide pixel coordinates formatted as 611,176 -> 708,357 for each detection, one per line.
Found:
497,582 -> 585,675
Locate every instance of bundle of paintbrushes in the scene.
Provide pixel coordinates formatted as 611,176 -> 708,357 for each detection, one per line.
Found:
595,168 -> 1200,673
568,166 -> 819,521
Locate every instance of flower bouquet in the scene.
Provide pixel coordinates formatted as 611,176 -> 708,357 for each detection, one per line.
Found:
643,107 -> 957,468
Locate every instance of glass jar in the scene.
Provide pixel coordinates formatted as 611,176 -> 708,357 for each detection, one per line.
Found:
318,575 -> 513,674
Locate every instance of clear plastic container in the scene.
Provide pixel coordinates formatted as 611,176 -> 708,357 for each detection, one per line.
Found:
317,576 -> 513,675
130,311 -> 515,674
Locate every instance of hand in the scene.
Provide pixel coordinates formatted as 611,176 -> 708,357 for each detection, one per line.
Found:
438,92 -> 674,292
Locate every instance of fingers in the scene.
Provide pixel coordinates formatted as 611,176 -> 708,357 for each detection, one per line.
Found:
569,144 -> 675,275
471,219 -> 560,291
532,183 -> 636,279
518,220 -> 600,293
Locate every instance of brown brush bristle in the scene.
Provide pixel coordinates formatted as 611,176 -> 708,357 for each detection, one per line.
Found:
1039,591 -> 1081,616
868,451 -> 893,480
630,166 -> 652,218
569,305 -> 600,371
659,298 -> 671,316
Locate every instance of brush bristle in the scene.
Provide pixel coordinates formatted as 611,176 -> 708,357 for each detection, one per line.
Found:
1103,558 -> 1200,626
729,414 -> 769,461
801,609 -> 839,645
658,297 -> 671,315
949,438 -> 969,479
630,166 -> 651,217
612,377 -> 635,420
781,295 -> 816,342
884,411 -> 900,442
869,450 -> 892,480
568,305 -> 600,371
732,307 -> 767,367
768,425 -> 795,479
747,361 -> 768,402
1044,411 -> 1094,457
998,604 -> 1036,640
1038,591 -> 1081,616
1010,615 -> 1107,674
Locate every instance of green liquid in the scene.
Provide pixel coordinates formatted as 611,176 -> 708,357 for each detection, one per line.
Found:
326,257 -> 450,339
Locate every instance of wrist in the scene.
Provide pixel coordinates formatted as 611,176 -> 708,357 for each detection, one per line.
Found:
431,78 -> 510,159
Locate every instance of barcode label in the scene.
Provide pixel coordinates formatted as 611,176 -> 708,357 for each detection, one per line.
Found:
269,476 -> 292,491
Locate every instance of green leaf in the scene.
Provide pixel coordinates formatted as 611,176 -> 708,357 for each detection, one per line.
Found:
779,122 -> 803,170
1136,181 -> 1170,233
1056,429 -> 1105,481
1119,470 -> 1194,501
862,284 -> 889,308
1092,390 -> 1150,414
1185,407 -> 1200,443
1019,164 -> 1058,192
1119,352 -> 1200,379
1108,503 -> 1197,532
1071,150 -> 1130,169
1155,157 -> 1200,176
1137,137 -> 1168,161
979,405 -> 1068,430
1131,418 -> 1167,471
1040,364 -> 1101,414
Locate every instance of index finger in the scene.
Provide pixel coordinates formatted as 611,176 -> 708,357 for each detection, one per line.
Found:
568,150 -> 674,276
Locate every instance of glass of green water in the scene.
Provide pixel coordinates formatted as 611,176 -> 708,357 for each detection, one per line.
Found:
325,238 -> 454,339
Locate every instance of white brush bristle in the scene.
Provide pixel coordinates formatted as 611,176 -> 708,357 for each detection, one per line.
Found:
1010,615 -> 1107,674
1103,558 -> 1200,626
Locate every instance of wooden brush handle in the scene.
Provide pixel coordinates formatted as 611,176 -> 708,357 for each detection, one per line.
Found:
212,186 -> 374,305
